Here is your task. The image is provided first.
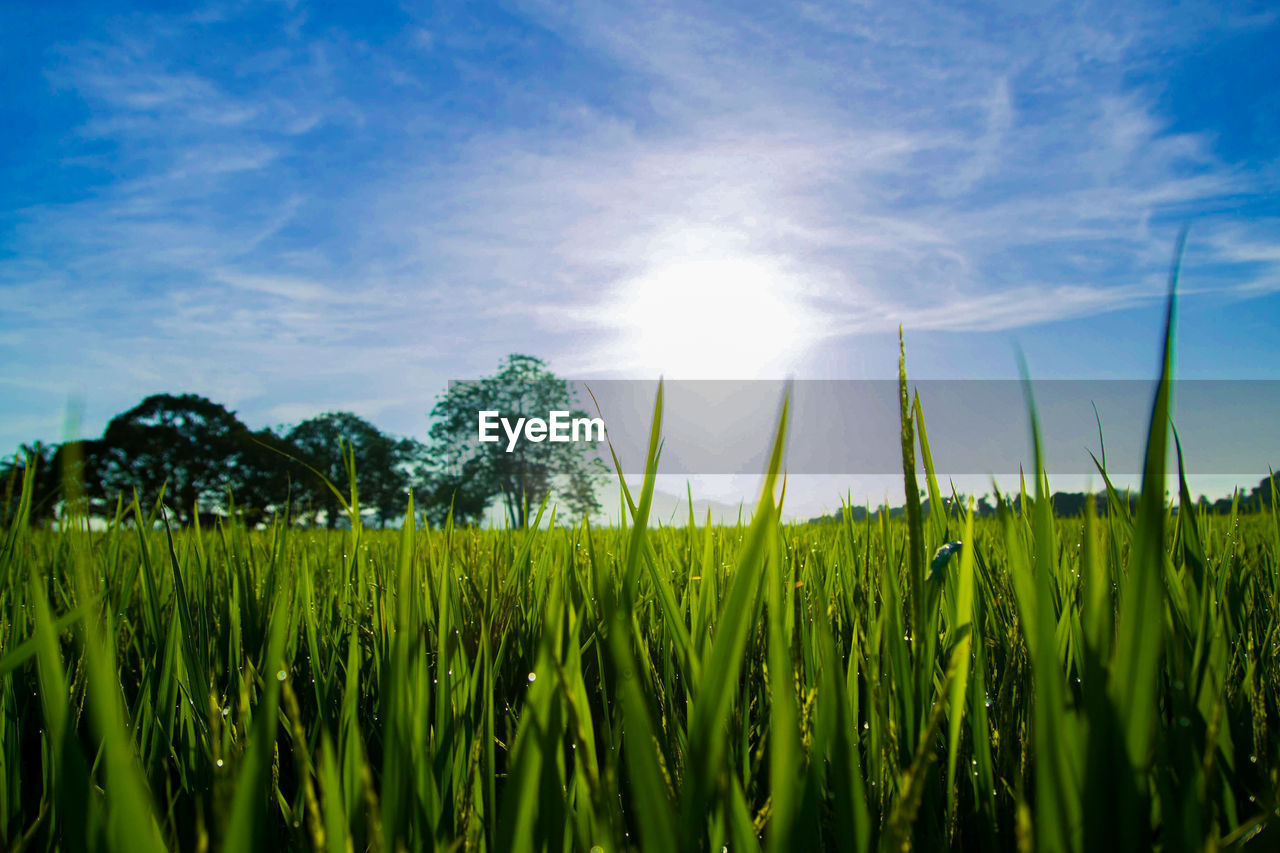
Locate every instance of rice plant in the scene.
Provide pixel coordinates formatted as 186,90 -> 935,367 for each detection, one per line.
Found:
1,280 -> 1277,851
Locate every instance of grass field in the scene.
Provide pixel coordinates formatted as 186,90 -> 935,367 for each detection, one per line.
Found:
2,288 -> 1279,852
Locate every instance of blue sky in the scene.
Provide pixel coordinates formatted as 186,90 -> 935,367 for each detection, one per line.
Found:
2,0 -> 1278,511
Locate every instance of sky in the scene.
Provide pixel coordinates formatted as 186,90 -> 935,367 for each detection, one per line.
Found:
2,0 -> 1278,517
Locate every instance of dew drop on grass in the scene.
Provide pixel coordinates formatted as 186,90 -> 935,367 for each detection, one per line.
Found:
528,672 -> 537,682
215,759 -> 224,768
276,670 -> 287,681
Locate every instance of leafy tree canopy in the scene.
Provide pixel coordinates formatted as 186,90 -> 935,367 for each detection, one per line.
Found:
286,411 -> 425,528
97,393 -> 261,524
426,354 -> 607,527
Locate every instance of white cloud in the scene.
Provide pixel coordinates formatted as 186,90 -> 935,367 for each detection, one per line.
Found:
3,0 -> 1279,456
311,3 -> 1257,383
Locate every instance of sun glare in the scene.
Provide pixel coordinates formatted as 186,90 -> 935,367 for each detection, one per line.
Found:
611,256 -> 815,378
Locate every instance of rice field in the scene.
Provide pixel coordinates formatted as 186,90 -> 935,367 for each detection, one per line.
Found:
1,288 -> 1278,852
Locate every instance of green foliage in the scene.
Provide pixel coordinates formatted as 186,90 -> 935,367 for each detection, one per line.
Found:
426,353 -> 608,527
96,393 -> 260,524
1,296 -> 1278,851
285,411 -> 424,528
1,442 -> 59,524
2,397 -> 427,530
1,443 -> 1278,851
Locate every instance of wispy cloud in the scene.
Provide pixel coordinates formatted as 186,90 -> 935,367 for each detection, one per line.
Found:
1,0 -> 1278,450
377,0 -> 1280,374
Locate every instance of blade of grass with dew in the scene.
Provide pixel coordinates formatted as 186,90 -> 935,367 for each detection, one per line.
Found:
682,387 -> 790,843
1008,359 -> 1082,853
224,564 -> 295,851
945,499 -> 977,836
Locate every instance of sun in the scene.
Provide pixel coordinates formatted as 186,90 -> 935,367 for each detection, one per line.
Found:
608,255 -> 817,378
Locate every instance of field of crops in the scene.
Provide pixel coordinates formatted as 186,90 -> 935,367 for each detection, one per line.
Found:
3,295 -> 1279,852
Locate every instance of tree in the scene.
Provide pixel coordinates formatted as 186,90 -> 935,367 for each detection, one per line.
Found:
97,393 -> 265,524
285,411 -> 420,528
1,443 -> 58,525
561,461 -> 607,523
235,426 -> 305,527
420,454 -> 493,528
1247,471 -> 1277,509
426,354 -> 608,528
3,440 -> 114,525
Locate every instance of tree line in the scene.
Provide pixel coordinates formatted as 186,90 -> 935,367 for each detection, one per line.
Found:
1,355 -> 608,529
808,478 -> 1278,525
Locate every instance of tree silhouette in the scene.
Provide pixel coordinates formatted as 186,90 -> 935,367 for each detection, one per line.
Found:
97,393 -> 262,524
285,411 -> 422,528
1,443 -> 57,524
420,453 -> 493,527
1247,471 -> 1277,509
235,426 -> 303,527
